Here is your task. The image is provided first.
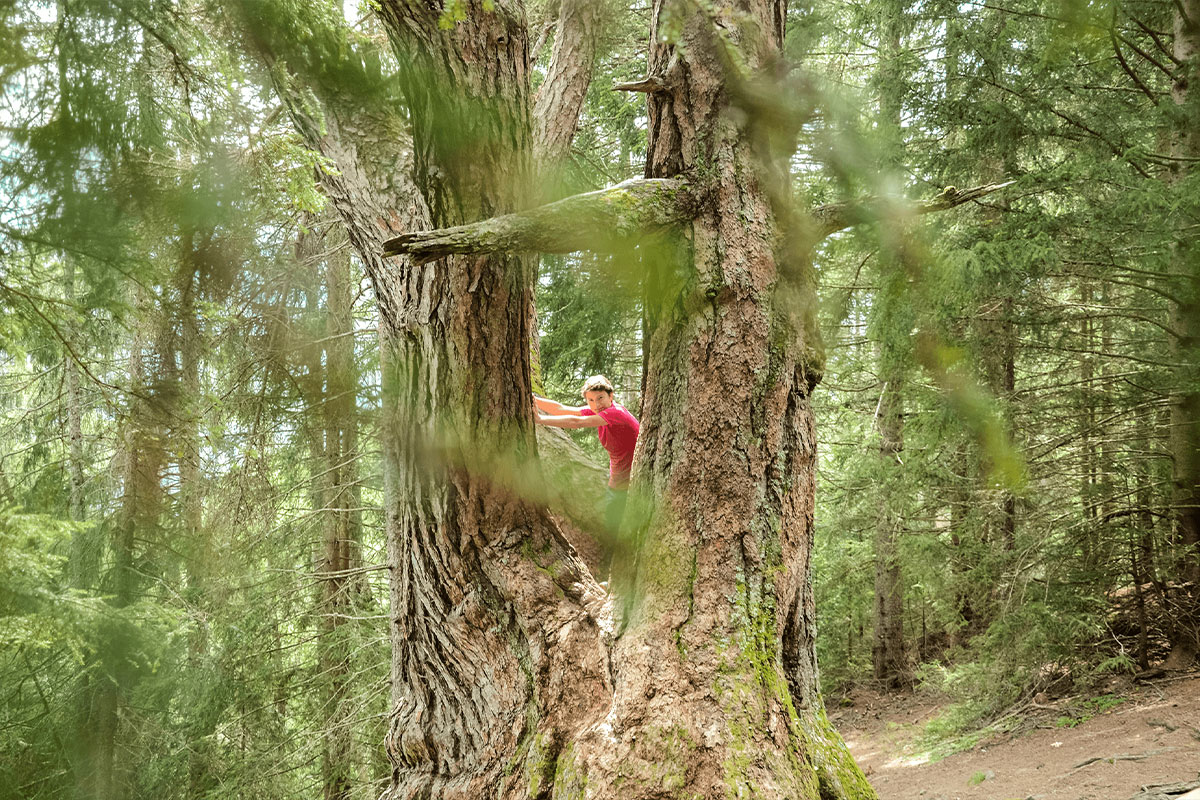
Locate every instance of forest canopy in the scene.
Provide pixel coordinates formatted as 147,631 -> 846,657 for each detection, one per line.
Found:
0,1 -> 1197,799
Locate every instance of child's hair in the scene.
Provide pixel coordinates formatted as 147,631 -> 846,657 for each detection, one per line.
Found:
580,374 -> 614,397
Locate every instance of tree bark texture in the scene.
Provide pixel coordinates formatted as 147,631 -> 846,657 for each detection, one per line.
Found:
369,4 -> 614,798
377,1 -> 873,798
1165,0 -> 1200,667
532,0 -> 606,183
564,2 -> 871,797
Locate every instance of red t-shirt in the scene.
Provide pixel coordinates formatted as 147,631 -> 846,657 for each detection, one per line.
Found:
580,404 -> 640,488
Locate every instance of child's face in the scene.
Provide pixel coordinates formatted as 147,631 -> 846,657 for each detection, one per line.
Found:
584,390 -> 614,414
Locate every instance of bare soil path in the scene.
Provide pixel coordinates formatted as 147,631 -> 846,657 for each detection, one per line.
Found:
829,674 -> 1200,800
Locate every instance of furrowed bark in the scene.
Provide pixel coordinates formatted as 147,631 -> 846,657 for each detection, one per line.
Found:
241,5 -> 615,796
370,4 -> 612,798
533,0 -> 607,171
554,3 -> 874,798
382,178 -> 699,261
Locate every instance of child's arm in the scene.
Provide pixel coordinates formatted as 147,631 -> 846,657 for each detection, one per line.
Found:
535,412 -> 606,429
533,394 -> 585,415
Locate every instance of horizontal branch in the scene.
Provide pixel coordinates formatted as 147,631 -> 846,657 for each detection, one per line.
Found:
382,178 -> 699,262
810,181 -> 1016,239
382,180 -> 1015,263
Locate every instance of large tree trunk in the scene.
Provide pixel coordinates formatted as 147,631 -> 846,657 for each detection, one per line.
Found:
370,6 -> 614,797
573,4 -> 871,796
1164,0 -> 1200,668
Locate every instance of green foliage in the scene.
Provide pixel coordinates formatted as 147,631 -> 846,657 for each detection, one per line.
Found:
808,0 -> 1194,732
0,0 -> 1196,794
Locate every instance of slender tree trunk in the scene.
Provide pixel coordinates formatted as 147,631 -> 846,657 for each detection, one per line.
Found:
1164,0 -> 1200,667
321,224 -> 362,800
873,379 -> 906,687
64,260 -> 87,525
532,0 -> 606,191
1080,278 -> 1098,569
173,231 -> 218,800
870,0 -> 908,690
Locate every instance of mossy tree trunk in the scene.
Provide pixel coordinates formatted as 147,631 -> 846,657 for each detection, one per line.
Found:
596,2 -> 868,796
385,0 -> 875,797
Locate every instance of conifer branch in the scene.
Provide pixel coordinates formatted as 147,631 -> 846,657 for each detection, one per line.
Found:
809,181 -> 1017,239
381,178 -> 699,262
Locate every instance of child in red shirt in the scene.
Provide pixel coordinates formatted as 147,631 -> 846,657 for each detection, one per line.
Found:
534,374 -> 640,533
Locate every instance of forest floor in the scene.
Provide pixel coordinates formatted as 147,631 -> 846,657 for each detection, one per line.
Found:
829,672 -> 1200,800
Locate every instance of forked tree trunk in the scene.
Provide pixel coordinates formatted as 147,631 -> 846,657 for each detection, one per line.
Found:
373,2 -> 873,798
254,1 -> 874,797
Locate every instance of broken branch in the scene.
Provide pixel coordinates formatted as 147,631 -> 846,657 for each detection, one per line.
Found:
613,76 -> 666,93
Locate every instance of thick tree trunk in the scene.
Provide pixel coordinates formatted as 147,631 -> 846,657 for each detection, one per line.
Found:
1164,0 -> 1200,668
370,6 -> 613,797
547,2 -> 870,797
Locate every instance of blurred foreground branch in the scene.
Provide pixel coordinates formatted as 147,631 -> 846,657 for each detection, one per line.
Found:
381,178 -> 698,262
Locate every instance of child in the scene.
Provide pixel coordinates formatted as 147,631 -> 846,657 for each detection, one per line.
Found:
534,375 -> 640,533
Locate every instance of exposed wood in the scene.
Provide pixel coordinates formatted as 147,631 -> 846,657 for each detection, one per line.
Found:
613,75 -> 666,93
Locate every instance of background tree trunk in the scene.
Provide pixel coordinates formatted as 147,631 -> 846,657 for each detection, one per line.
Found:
1164,0 -> 1200,668
870,0 -> 909,691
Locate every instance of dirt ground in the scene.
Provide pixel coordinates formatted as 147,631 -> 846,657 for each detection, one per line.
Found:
829,673 -> 1200,800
